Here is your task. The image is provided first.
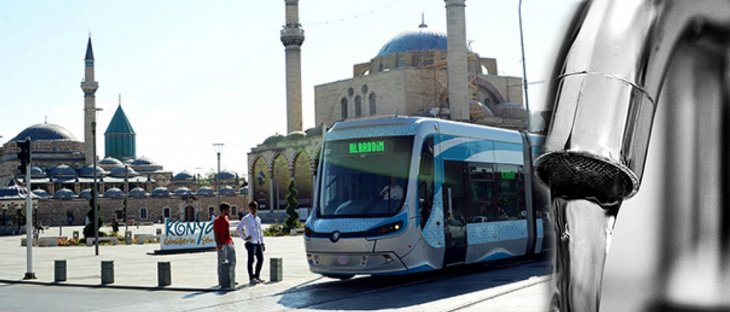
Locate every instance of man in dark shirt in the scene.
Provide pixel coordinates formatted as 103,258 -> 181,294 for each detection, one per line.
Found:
213,202 -> 235,287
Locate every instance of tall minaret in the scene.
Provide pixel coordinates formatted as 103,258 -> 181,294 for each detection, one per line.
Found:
81,36 -> 99,165
445,0 -> 470,121
280,0 -> 305,133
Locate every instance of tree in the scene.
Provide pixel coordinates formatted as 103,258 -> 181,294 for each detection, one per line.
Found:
284,180 -> 300,231
83,191 -> 104,239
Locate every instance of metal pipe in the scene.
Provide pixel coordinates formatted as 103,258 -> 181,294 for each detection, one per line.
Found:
535,0 -> 730,310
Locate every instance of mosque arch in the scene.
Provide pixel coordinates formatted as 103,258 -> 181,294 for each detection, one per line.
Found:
251,156 -> 270,210
369,93 -> 377,115
293,152 -> 313,207
341,98 -> 348,120
354,95 -> 362,117
272,154 -> 291,211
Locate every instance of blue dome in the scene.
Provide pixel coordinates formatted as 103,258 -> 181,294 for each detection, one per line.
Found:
215,170 -> 238,181
151,187 -> 171,198
78,165 -> 108,178
31,166 -> 47,178
196,186 -> 213,197
376,28 -> 448,57
32,189 -> 49,199
219,185 -> 236,196
104,187 -> 125,199
110,166 -> 138,177
12,123 -> 78,142
53,188 -> 75,200
49,164 -> 77,178
174,187 -> 192,197
128,187 -> 148,198
172,171 -> 194,182
0,183 -> 29,199
131,156 -> 154,166
79,188 -> 93,199
239,187 -> 249,195
100,157 -> 124,168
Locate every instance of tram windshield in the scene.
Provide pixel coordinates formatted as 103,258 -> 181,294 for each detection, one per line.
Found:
318,136 -> 413,218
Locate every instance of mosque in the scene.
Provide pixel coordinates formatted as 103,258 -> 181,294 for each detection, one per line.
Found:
0,38 -> 248,227
247,0 -> 534,213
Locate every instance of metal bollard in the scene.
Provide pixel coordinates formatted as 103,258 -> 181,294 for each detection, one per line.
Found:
157,262 -> 171,287
156,228 -> 162,235
54,260 -> 66,282
220,263 -> 235,289
101,261 -> 114,284
124,231 -> 132,245
72,231 -> 79,241
270,258 -> 283,282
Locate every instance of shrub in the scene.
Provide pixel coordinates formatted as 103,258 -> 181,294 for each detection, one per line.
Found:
264,223 -> 288,237
284,181 -> 300,231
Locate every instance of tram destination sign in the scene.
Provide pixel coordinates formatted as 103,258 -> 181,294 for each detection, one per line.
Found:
348,140 -> 385,154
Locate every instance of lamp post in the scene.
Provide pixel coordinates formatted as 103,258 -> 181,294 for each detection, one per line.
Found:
213,143 -> 224,209
518,0 -> 531,131
124,164 -> 129,235
91,107 -> 102,256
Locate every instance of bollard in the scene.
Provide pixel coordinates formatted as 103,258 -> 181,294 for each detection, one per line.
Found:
220,263 -> 235,289
124,231 -> 132,245
270,258 -> 283,282
72,231 -> 79,241
156,228 -> 162,235
157,262 -> 171,287
101,261 -> 114,284
54,260 -> 67,282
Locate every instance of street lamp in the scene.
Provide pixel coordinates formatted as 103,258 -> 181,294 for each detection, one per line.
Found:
124,164 -> 129,235
212,143 -> 224,209
518,0 -> 531,131
91,107 -> 102,256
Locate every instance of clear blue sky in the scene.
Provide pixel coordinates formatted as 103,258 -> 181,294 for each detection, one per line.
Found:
0,0 -> 581,176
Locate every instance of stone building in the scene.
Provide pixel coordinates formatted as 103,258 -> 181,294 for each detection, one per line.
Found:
248,1 -> 529,214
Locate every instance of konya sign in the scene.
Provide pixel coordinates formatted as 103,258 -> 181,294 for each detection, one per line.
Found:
160,218 -> 216,251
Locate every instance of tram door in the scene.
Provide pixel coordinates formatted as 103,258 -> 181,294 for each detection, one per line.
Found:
443,161 -> 468,266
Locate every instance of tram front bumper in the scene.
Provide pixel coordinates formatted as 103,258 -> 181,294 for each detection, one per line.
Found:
307,252 -> 407,275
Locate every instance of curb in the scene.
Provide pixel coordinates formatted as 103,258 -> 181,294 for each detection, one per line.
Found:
0,278 -> 248,293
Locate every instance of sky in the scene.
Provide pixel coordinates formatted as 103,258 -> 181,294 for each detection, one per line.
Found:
0,0 -> 582,177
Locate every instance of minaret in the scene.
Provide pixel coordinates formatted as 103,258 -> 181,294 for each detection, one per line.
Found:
81,36 -> 99,165
280,0 -> 305,133
445,0 -> 470,121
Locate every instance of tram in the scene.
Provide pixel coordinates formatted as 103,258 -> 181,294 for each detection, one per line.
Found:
304,117 -> 549,278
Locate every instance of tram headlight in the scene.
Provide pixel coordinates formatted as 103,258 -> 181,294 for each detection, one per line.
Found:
365,221 -> 404,238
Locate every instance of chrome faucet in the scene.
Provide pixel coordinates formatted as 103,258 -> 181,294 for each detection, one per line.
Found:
535,0 -> 730,310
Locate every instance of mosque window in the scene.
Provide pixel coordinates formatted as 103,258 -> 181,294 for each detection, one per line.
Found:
208,206 -> 215,219
162,207 -> 171,219
347,87 -> 354,97
139,207 -> 148,220
354,96 -> 362,117
369,93 -> 377,115
361,85 -> 368,94
232,206 -> 238,218
341,98 -> 348,120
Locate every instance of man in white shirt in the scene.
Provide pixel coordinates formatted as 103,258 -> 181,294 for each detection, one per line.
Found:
379,179 -> 404,201
236,200 -> 265,285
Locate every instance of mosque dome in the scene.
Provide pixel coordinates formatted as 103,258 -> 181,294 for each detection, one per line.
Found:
214,170 -> 238,182
78,165 -> 108,178
103,187 -> 125,199
197,186 -> 214,197
131,157 -> 154,166
32,189 -> 49,199
285,131 -> 306,141
110,166 -> 138,177
151,187 -> 171,198
376,28 -> 448,57
304,127 -> 324,137
53,188 -> 75,200
174,187 -> 192,197
263,134 -> 285,145
172,171 -> 194,182
99,157 -> 124,168
219,185 -> 236,196
12,123 -> 78,142
128,187 -> 148,198
0,183 -> 29,199
79,188 -> 93,199
49,164 -> 78,179
31,166 -> 47,178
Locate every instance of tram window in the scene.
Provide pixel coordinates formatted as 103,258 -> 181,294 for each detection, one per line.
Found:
444,161 -> 468,226
468,163 -> 495,223
418,136 -> 434,228
495,164 -> 526,220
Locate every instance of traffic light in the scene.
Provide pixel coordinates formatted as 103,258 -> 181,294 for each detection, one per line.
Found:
16,139 -> 31,174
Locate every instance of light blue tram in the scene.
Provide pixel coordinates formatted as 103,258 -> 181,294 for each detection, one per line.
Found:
304,117 -> 549,278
